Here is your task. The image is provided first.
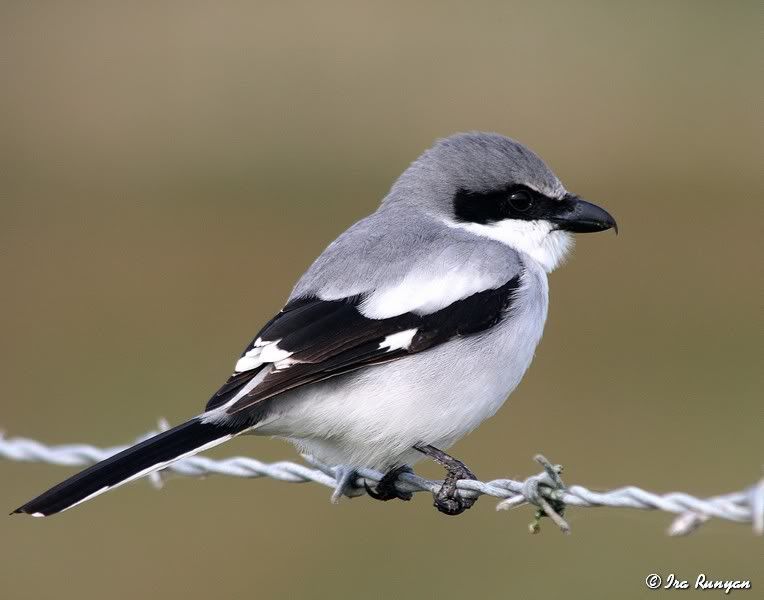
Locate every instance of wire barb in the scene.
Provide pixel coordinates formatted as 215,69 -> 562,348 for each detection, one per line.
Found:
1,427 -> 761,536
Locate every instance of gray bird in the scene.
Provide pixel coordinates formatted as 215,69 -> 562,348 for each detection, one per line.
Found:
14,132 -> 616,517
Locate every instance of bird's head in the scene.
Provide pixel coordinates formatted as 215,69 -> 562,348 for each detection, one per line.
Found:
388,132 -> 617,272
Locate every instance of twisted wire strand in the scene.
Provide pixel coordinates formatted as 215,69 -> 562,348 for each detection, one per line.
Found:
1,427 -> 761,536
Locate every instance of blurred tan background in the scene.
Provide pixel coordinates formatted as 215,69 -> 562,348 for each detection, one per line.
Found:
1,2 -> 761,599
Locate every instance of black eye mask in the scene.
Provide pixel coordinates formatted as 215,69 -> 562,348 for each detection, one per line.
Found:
453,185 -> 577,225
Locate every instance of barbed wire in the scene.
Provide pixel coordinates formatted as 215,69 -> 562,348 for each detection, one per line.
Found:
1,423 -> 761,536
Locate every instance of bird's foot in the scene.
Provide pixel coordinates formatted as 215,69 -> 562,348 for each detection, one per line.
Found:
413,443 -> 478,516
330,466 -> 367,503
433,464 -> 478,516
364,465 -> 413,502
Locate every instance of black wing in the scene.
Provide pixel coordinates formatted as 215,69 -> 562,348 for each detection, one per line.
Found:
206,274 -> 522,415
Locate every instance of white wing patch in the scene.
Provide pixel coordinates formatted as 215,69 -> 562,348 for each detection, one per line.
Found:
234,338 -> 294,373
234,355 -> 262,373
359,271 -> 498,319
379,329 -> 418,351
259,344 -> 292,363
274,357 -> 298,370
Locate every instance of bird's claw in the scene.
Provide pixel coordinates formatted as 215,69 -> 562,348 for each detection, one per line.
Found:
364,465 -> 413,502
433,467 -> 477,516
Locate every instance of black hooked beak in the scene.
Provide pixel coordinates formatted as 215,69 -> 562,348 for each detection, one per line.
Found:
551,195 -> 618,234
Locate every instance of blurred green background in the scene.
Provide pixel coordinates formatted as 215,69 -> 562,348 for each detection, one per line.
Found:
1,2 -> 761,599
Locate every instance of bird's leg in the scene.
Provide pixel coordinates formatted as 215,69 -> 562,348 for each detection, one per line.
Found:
364,464 -> 413,502
414,443 -> 477,516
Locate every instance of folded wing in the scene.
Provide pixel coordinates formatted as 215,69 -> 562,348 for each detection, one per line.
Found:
205,273 -> 523,416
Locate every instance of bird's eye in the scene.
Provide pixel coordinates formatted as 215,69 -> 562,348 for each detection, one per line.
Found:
508,190 -> 533,212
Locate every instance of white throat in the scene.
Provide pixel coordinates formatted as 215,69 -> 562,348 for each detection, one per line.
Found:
447,219 -> 573,272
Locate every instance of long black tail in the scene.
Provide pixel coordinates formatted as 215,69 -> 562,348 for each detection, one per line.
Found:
13,418 -> 240,517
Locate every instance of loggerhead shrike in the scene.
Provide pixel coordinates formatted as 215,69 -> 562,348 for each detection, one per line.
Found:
14,132 -> 616,517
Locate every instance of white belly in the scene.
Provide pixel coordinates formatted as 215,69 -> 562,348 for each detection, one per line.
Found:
255,264 -> 549,470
